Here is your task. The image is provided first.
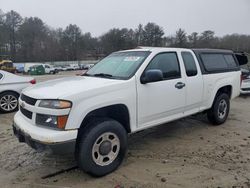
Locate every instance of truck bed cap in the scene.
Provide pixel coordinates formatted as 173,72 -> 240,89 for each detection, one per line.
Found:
192,48 -> 233,54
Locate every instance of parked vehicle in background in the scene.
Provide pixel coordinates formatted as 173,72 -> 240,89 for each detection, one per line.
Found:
44,64 -> 58,74
16,67 -> 25,73
13,47 -> 245,176
81,63 -> 95,70
61,65 -> 74,71
14,63 -> 25,73
29,65 -> 46,75
61,66 -> 68,71
0,59 -> 16,73
0,70 -> 35,113
241,68 -> 250,94
54,66 -> 63,72
67,66 -> 75,71
27,64 -> 57,74
70,64 -> 80,70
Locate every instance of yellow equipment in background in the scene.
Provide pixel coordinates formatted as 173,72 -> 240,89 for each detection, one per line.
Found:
0,57 -> 16,73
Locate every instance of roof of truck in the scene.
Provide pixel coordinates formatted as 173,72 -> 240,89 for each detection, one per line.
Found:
121,46 -> 234,54
121,46 -> 191,53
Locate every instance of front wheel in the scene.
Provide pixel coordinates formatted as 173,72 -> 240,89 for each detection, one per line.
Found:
76,118 -> 127,177
207,93 -> 230,125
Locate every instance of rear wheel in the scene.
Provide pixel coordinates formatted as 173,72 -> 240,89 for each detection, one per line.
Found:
207,93 -> 230,125
76,118 -> 127,177
0,91 -> 19,113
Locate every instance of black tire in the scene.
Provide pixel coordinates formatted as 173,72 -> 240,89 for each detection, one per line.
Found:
0,91 -> 19,113
207,93 -> 230,125
76,118 -> 127,177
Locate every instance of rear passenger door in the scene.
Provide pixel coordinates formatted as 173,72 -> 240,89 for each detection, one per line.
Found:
181,51 -> 203,115
137,52 -> 186,128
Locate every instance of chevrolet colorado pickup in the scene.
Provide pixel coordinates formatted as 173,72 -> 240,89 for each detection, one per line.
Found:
13,47 -> 243,176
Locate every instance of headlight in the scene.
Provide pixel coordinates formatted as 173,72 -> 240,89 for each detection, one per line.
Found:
39,100 -> 72,109
36,114 -> 68,129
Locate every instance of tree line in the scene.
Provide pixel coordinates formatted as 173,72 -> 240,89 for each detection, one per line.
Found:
0,10 -> 249,62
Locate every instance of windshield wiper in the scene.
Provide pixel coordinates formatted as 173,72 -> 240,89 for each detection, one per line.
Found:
93,73 -> 114,78
84,73 -> 119,79
83,73 -> 90,76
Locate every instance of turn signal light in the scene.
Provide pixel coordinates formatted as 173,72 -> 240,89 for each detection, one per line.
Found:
57,115 -> 68,129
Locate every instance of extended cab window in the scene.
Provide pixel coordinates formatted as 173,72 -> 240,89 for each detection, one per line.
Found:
201,53 -> 237,71
146,52 -> 181,80
181,52 -> 197,76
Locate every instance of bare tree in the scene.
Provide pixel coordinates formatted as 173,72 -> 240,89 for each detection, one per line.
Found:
0,9 -> 250,62
174,28 -> 187,47
188,32 -> 199,47
198,30 -> 216,47
135,24 -> 143,46
60,24 -> 83,60
4,10 -> 22,61
142,22 -> 165,47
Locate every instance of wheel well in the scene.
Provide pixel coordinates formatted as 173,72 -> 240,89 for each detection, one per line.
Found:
0,90 -> 20,97
79,104 -> 131,133
216,85 -> 232,98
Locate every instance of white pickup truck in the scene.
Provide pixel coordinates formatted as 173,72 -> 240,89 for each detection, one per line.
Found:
13,47 -> 243,176
43,64 -> 58,74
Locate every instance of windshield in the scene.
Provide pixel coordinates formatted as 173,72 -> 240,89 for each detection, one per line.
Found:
86,51 -> 150,79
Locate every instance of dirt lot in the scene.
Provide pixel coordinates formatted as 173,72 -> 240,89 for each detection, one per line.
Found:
1,71 -> 250,188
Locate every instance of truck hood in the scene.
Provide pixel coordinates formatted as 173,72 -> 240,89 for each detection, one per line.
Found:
22,76 -> 124,99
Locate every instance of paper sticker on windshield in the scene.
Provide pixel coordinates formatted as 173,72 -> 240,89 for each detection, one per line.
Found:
124,56 -> 141,62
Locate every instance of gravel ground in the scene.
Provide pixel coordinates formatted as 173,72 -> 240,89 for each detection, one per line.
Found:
0,71 -> 250,188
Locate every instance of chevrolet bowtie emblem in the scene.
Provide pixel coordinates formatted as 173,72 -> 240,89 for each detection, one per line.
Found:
20,102 -> 25,108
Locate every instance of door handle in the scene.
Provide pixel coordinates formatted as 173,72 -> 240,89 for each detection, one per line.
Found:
175,82 -> 185,89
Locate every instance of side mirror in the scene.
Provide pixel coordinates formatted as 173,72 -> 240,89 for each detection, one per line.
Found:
141,69 -> 164,84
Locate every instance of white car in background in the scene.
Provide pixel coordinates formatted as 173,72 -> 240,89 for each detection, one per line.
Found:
241,68 -> 250,94
0,70 -> 35,113
44,64 -> 58,74
70,64 -> 80,70
81,63 -> 95,70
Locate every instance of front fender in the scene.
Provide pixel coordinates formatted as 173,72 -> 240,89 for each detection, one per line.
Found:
65,79 -> 137,132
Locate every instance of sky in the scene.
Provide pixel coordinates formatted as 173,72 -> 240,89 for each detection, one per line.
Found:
0,0 -> 250,37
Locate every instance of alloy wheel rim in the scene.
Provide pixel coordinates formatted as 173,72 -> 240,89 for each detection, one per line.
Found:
0,95 -> 18,111
92,132 -> 120,166
218,99 -> 227,119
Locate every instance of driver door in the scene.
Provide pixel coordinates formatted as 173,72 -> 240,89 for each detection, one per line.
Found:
137,52 -> 186,128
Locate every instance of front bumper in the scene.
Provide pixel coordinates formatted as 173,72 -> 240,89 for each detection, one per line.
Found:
13,112 -> 78,153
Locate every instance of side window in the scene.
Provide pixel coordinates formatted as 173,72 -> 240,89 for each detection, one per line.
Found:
224,54 -> 237,68
201,53 -> 237,72
0,73 -> 2,79
201,54 -> 228,71
181,52 -> 197,77
146,52 -> 181,80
